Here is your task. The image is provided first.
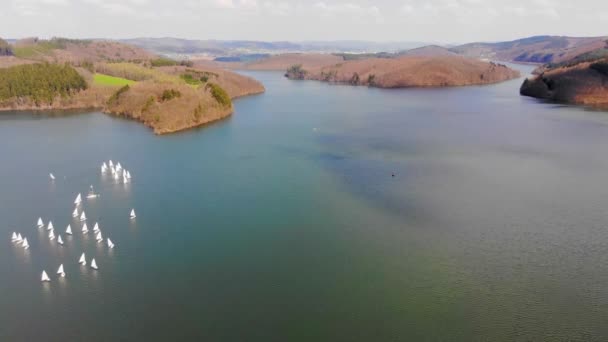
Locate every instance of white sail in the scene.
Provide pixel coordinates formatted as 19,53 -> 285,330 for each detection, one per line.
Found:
47,221 -> 54,230
107,238 -> 115,249
72,207 -> 79,217
126,171 -> 132,179
102,162 -> 107,168
11,232 -> 17,241
79,253 -> 86,265
49,230 -> 55,240
80,211 -> 86,221
57,235 -> 64,245
66,224 -> 73,235
22,238 -> 29,249
123,175 -> 128,183
37,217 -> 44,227
74,193 -> 82,205
109,160 -> 114,167
93,222 -> 100,232
130,209 -> 136,219
57,264 -> 65,276
41,270 -> 50,282
116,162 -> 122,170
49,173 -> 55,180
82,223 -> 89,233
101,165 -> 106,173
17,233 -> 23,241
90,259 -> 98,270
96,232 -> 103,242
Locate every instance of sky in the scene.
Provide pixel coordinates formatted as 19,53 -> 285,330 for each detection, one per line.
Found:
2,0 -> 607,43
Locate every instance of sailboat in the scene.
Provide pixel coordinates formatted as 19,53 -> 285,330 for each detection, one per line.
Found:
80,211 -> 87,221
22,238 -> 29,249
102,162 -> 108,169
116,162 -> 122,171
41,270 -> 50,282
66,224 -> 73,235
17,233 -> 23,242
82,223 -> 89,233
109,160 -> 114,168
123,174 -> 129,183
93,222 -> 100,233
107,238 -> 115,249
57,235 -> 64,245
79,253 -> 86,265
87,185 -> 99,199
130,209 -> 136,219
72,207 -> 79,218
57,264 -> 65,277
126,170 -> 132,179
11,232 -> 18,241
47,221 -> 54,230
74,193 -> 82,205
37,217 -> 44,228
49,173 -> 55,180
96,232 -> 103,243
90,258 -> 98,270
48,230 -> 55,240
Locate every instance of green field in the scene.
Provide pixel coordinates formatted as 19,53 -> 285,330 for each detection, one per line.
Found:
93,73 -> 135,87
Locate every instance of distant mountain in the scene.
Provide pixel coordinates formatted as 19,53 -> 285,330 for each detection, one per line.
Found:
451,35 -> 608,64
398,45 -> 456,57
121,38 -> 428,56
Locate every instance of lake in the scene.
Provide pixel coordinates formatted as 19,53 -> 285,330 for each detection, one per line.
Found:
2,66 -> 608,341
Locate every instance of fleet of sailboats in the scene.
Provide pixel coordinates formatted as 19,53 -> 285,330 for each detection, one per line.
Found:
12,159 -> 138,283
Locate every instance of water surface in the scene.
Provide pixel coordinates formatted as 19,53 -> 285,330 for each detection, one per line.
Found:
2,66 -> 608,341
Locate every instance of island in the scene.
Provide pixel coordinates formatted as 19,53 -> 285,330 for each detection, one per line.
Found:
0,37 -> 265,134
283,55 -> 520,88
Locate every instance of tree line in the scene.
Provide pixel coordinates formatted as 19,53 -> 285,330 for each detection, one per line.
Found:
0,63 -> 87,105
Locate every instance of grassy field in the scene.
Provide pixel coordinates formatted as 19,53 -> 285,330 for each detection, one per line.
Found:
93,73 -> 135,87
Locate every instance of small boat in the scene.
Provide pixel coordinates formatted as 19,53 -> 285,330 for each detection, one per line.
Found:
57,235 -> 64,245
66,224 -> 73,235
116,162 -> 122,171
49,173 -> 55,180
80,211 -> 87,222
113,172 -> 120,180
96,232 -> 103,243
93,223 -> 100,232
47,221 -> 54,230
90,258 -> 98,270
11,232 -> 18,241
37,217 -> 44,228
57,264 -> 65,277
22,238 -> 29,249
41,270 -> 50,282
87,185 -> 99,199
74,193 -> 82,205
107,238 -> 115,249
72,207 -> 79,218
79,253 -> 86,265
123,175 -> 129,183
17,233 -> 23,242
126,171 -> 132,179
130,209 -> 136,219
109,160 -> 114,167
102,162 -> 108,169
82,223 -> 89,233
48,230 -> 55,240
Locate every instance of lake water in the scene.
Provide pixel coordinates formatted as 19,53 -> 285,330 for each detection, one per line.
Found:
2,66 -> 608,341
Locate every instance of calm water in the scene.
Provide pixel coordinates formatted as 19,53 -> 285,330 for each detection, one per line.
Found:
2,67 -> 608,341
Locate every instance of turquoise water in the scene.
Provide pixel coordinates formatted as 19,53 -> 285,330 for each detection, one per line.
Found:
2,68 -> 608,341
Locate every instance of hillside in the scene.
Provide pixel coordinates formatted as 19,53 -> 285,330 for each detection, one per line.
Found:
0,52 -> 265,134
520,56 -> 608,107
452,35 -> 608,64
286,55 -> 520,88
12,37 -> 155,63
398,45 -> 457,57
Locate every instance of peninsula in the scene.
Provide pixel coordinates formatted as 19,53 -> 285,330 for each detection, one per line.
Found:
0,38 -> 265,134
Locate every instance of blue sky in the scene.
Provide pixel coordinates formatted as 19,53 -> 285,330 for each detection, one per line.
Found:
2,0 -> 607,43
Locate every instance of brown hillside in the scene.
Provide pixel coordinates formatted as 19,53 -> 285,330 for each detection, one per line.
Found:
287,56 -> 520,88
398,45 -> 457,57
520,58 -> 608,106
